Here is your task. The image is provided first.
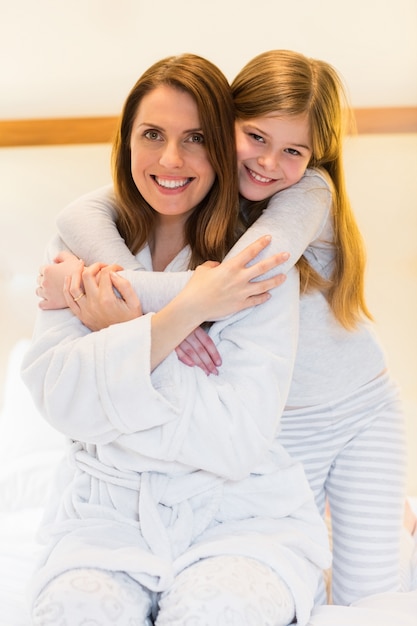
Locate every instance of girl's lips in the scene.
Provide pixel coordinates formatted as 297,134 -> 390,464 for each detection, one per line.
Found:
245,166 -> 276,185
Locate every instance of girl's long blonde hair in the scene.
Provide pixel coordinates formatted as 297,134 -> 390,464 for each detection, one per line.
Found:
232,49 -> 372,328
112,54 -> 240,269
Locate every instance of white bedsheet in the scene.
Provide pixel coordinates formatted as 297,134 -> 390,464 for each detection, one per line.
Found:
0,509 -> 43,626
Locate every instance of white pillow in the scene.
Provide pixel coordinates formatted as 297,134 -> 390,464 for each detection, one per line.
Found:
0,339 -> 65,511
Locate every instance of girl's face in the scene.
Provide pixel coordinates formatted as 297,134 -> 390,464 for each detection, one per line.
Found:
235,113 -> 313,202
130,85 -> 216,223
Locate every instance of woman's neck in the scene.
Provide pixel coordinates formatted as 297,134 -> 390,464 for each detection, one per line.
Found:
150,217 -> 186,271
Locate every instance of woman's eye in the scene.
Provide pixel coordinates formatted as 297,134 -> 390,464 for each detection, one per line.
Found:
188,133 -> 204,144
144,130 -> 161,141
285,148 -> 301,156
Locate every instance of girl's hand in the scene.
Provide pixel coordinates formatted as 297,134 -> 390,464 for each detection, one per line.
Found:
64,263 -> 142,331
183,235 -> 289,322
175,326 -> 221,376
37,251 -> 83,310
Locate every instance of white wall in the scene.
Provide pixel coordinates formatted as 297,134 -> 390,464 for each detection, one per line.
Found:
0,2 -> 416,494
1,0 -> 416,119
344,134 -> 417,496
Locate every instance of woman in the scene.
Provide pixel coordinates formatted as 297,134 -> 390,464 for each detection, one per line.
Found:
23,54 -> 330,626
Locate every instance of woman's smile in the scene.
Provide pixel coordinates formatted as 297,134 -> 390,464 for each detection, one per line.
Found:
151,175 -> 194,191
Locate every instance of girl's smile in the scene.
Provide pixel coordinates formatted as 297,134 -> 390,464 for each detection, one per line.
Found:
244,166 -> 279,185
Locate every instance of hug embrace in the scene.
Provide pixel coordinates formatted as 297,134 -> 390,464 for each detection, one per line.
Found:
25,49 -> 414,625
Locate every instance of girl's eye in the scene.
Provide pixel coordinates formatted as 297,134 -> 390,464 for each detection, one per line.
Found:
144,130 -> 162,141
249,132 -> 265,143
187,133 -> 205,144
285,148 -> 301,156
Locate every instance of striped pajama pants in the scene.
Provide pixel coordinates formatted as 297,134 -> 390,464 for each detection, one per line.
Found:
279,371 -> 407,606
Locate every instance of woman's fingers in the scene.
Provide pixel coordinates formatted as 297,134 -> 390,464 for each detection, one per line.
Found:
225,236 -> 289,282
248,269 -> 287,295
232,235 -> 273,266
246,250 -> 290,281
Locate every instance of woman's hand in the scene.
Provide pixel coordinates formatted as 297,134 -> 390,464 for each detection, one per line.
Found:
37,251 -> 83,310
176,326 -> 221,376
150,236 -> 289,371
64,263 -> 143,331
183,235 -> 289,322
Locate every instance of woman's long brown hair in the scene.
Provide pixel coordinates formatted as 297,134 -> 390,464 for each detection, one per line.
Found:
112,53 -> 240,269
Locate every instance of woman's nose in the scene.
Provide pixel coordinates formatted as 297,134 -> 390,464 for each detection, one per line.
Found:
159,141 -> 184,168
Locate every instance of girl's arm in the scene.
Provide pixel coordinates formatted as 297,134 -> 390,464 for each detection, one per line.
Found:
54,169 -> 332,311
22,234 -> 297,480
226,169 -> 332,264
56,184 -> 140,269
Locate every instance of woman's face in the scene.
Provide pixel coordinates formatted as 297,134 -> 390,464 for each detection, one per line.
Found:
235,113 -> 313,202
130,85 -> 216,223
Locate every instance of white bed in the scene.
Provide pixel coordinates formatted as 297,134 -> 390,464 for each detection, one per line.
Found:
0,132 -> 416,625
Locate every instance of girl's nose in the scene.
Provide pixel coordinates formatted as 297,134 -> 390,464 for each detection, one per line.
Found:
258,150 -> 279,172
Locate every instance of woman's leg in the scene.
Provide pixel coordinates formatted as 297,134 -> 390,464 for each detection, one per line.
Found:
32,568 -> 153,626
156,555 -> 295,626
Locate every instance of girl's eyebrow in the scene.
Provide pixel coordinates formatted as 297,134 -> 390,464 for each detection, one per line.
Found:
246,123 -> 311,151
244,123 -> 268,136
292,142 -> 312,151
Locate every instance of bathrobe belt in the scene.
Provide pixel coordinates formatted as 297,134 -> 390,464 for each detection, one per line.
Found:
70,442 -> 225,559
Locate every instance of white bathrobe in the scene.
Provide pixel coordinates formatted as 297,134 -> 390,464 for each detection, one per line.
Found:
22,222 -> 331,625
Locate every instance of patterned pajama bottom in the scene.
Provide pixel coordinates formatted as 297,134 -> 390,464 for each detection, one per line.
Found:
32,555 -> 296,626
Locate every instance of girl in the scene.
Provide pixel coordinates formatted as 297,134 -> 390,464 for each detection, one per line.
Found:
23,54 -> 330,626
39,50 -> 409,606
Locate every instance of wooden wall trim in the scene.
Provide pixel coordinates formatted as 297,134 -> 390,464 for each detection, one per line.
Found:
354,107 -> 417,134
0,116 -> 119,147
0,107 -> 416,147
